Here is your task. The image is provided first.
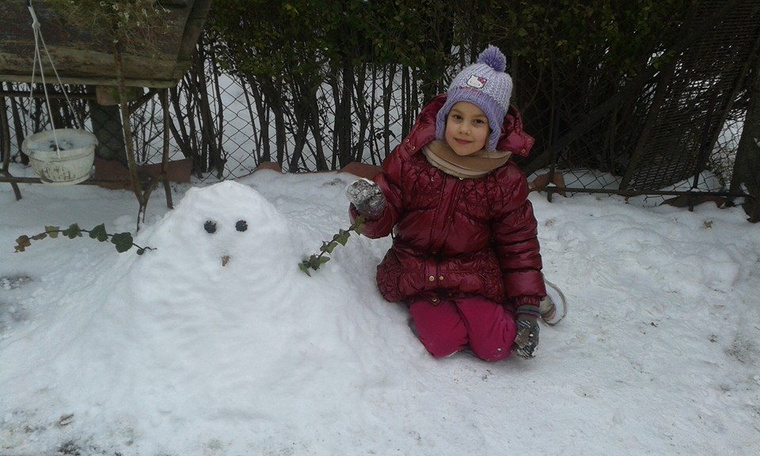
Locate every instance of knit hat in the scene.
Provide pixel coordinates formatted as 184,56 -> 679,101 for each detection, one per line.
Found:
435,45 -> 513,151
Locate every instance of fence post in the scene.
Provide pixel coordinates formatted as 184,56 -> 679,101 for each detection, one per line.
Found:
730,51 -> 760,221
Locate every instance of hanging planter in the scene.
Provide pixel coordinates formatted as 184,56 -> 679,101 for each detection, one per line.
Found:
22,128 -> 97,186
19,3 -> 98,186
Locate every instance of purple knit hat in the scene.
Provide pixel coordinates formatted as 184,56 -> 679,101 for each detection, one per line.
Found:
435,45 -> 513,151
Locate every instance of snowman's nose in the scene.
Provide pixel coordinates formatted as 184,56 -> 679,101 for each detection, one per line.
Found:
222,255 -> 230,267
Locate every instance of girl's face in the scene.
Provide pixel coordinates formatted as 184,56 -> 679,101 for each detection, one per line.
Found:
444,102 -> 490,156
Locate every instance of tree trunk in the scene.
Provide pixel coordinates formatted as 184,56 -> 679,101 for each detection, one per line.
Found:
89,97 -> 127,163
8,84 -> 28,165
304,82 -> 328,171
1,91 -> 23,200
247,77 -> 271,163
382,65 -> 395,159
338,62 -> 353,169
169,83 -> 200,176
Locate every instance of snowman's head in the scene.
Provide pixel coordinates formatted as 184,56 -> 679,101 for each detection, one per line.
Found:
135,181 -> 297,281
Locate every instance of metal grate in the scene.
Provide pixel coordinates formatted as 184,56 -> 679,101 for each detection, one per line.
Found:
621,0 -> 760,193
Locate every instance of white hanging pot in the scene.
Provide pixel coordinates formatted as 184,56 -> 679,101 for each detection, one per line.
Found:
22,129 -> 98,186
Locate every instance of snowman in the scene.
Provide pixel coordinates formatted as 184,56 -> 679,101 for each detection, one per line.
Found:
115,181 -> 333,418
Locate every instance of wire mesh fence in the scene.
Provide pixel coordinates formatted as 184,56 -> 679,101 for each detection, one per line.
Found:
2,0 -> 758,215
0,60 -> 750,202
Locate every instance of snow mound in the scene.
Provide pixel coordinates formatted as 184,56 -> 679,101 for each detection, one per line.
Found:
1,181 -> 414,455
89,182 -> 397,439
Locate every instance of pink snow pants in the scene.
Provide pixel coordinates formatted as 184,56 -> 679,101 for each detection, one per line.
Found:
408,295 -> 517,362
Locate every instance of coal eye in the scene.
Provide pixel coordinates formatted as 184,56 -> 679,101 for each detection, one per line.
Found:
204,220 -> 217,234
235,220 -> 248,232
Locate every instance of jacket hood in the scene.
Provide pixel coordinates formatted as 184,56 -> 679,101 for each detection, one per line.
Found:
415,94 -> 534,158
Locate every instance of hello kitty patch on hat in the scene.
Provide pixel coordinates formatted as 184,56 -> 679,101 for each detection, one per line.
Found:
466,75 -> 488,89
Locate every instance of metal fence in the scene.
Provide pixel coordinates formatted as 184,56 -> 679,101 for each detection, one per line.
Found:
2,1 -> 757,210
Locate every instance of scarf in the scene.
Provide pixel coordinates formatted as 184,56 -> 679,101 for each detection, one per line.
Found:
422,140 -> 512,179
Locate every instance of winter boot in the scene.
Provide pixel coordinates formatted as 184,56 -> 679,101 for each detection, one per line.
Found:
539,279 -> 567,325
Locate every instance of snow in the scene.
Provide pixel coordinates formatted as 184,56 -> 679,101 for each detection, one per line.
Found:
1,165 -> 759,455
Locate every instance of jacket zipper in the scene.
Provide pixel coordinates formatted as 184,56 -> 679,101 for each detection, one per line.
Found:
428,177 -> 461,292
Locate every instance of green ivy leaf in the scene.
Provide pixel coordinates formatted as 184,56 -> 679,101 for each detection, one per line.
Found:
14,235 -> 31,253
299,261 -> 312,276
63,224 -> 82,239
111,232 -> 134,253
334,230 -> 350,246
46,226 -> 60,238
31,233 -> 48,241
308,255 -> 330,270
353,217 -> 365,235
89,224 -> 109,242
320,241 -> 337,254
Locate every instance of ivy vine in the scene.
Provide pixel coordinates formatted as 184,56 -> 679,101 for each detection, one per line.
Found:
299,216 -> 365,276
14,223 -> 152,255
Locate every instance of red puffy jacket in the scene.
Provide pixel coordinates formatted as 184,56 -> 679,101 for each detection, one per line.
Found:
354,94 -> 546,307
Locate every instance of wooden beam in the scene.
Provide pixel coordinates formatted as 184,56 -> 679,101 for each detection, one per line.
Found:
0,74 -> 180,88
0,89 -> 97,100
0,0 -> 203,87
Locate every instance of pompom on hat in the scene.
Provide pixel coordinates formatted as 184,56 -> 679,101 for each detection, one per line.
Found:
435,45 -> 513,151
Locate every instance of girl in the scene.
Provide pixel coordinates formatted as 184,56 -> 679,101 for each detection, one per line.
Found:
348,46 -> 560,361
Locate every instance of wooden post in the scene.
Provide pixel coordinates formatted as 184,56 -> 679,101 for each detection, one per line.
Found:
730,52 -> 760,222
159,88 -> 174,209
114,45 -> 147,227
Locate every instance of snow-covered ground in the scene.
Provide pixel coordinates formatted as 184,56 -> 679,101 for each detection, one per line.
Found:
1,164 -> 759,455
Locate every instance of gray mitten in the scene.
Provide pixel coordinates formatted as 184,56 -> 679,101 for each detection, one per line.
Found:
514,306 -> 540,359
346,178 -> 386,218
